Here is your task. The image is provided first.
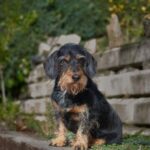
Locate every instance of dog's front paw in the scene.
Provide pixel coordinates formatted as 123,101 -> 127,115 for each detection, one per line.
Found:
49,137 -> 66,147
73,140 -> 88,150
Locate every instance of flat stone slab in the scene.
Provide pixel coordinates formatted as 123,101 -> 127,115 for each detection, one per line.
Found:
95,69 -> 150,97
28,69 -> 150,99
0,131 -> 71,150
38,42 -> 51,56
46,37 -> 59,47
84,39 -> 97,54
123,125 -> 145,136
27,64 -> 47,83
28,81 -> 54,98
95,39 -> 150,71
57,34 -> 81,45
21,98 -> 50,114
123,125 -> 150,136
108,98 -> 150,124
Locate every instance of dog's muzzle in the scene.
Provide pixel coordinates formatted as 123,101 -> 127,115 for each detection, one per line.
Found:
72,74 -> 80,81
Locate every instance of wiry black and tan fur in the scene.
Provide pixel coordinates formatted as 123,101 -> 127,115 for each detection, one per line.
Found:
44,43 -> 122,150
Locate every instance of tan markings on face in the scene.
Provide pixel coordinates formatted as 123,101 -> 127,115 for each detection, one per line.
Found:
59,55 -> 70,62
76,54 -> 85,59
66,104 -> 87,113
64,55 -> 70,62
58,67 -> 87,95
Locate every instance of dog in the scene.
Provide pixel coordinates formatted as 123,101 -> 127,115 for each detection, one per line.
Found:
44,43 -> 122,150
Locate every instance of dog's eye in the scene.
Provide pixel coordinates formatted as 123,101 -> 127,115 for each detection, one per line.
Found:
60,59 -> 68,66
59,56 -> 70,64
78,57 -> 85,65
76,55 -> 85,64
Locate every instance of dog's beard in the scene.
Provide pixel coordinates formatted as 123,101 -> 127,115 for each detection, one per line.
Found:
66,82 -> 86,95
58,74 -> 87,95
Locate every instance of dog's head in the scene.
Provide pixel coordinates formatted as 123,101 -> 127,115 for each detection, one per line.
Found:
44,43 -> 97,95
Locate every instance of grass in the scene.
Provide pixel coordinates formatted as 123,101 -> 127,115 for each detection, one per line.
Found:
91,135 -> 150,150
92,144 -> 149,150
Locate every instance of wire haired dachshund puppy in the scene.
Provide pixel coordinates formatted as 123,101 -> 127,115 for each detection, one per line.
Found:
44,43 -> 122,150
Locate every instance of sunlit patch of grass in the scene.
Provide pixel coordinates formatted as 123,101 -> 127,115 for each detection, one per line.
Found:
91,135 -> 150,150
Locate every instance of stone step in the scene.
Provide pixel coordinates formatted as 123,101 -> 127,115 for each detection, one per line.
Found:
95,39 -> 150,71
84,39 -> 96,54
123,125 -> 150,136
95,70 -> 150,97
21,98 -> 50,114
38,42 -> 51,56
28,81 -> 54,98
27,64 -> 47,83
108,98 -> 150,125
28,70 -> 150,98
0,131 -> 70,150
21,97 -> 150,125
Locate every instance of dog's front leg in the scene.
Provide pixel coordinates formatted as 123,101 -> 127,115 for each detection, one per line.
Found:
49,118 -> 67,147
49,100 -> 67,147
73,111 -> 89,150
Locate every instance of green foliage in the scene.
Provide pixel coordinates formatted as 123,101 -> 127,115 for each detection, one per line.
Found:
0,101 -> 19,123
23,114 -> 46,136
0,101 -> 47,136
108,0 -> 150,42
44,102 -> 56,137
0,0 -> 39,99
40,0 -> 109,39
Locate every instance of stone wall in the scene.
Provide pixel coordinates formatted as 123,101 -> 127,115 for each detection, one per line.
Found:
21,34 -> 150,136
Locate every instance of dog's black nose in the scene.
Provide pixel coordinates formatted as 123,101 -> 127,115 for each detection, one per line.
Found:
72,74 -> 80,81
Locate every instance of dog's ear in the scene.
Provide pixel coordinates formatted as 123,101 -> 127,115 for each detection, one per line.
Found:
43,50 -> 59,79
84,51 -> 97,77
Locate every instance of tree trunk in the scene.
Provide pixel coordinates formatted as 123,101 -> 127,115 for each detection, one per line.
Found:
0,67 -> 7,104
143,14 -> 150,38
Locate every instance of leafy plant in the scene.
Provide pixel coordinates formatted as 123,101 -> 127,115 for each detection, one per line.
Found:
108,0 -> 150,43
0,101 -> 48,137
0,101 -> 19,122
